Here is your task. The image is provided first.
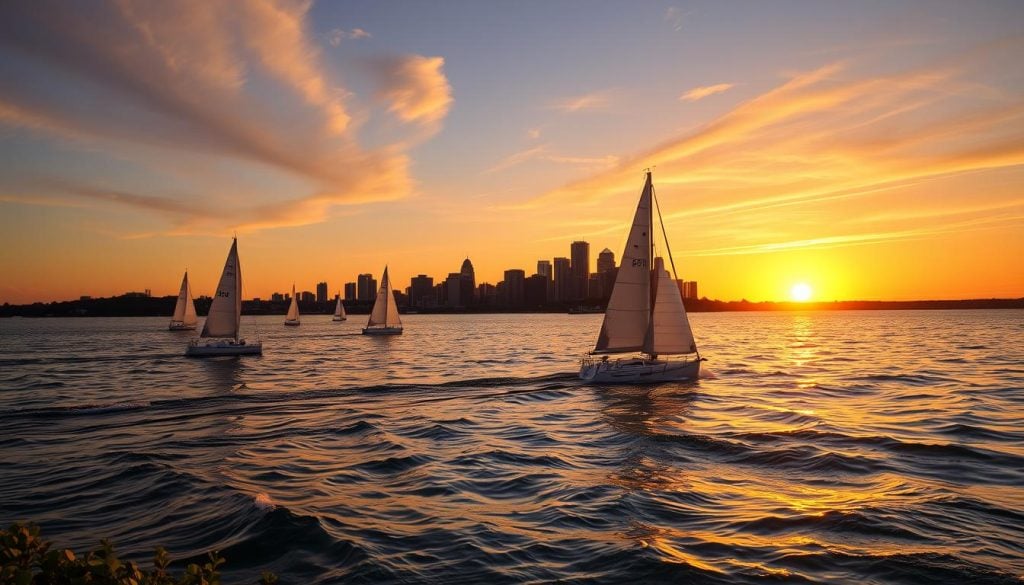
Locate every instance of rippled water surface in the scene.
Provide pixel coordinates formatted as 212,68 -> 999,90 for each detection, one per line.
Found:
1,311 -> 1022,584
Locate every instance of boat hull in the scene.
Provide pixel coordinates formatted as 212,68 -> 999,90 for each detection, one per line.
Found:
284,320 -> 300,326
362,326 -> 403,335
185,339 -> 262,357
332,317 -> 346,322
579,357 -> 700,384
168,322 -> 196,331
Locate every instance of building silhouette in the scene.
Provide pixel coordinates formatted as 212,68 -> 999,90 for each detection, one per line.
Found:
300,291 -> 315,303
597,248 -> 615,273
410,275 -> 435,308
477,283 -> 496,307
344,282 -> 356,301
503,269 -> 526,308
357,274 -> 376,301
570,241 -> 590,301
445,273 -> 462,307
460,258 -> 476,307
553,257 -> 571,302
316,281 -> 328,304
525,274 -> 548,307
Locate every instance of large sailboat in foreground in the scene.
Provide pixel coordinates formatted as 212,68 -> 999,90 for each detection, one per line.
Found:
579,171 -> 702,383
168,271 -> 197,330
363,266 -> 402,335
333,293 -> 347,322
185,238 -> 262,357
284,284 -> 300,326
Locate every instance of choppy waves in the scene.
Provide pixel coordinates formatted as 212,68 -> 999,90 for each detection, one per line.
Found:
1,311 -> 1023,583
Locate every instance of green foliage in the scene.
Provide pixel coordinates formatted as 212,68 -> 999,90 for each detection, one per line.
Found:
1,523 -> 276,585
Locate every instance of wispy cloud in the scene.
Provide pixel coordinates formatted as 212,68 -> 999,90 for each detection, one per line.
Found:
680,83 -> 734,102
0,0 -> 451,235
327,27 -> 371,47
550,91 -> 611,112
486,145 -> 618,174
664,6 -> 687,32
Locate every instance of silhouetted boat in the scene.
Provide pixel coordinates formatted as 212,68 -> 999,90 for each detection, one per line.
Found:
333,293 -> 347,321
363,266 -> 403,335
168,271 -> 197,330
186,238 -> 262,357
285,284 -> 301,326
579,171 -> 702,383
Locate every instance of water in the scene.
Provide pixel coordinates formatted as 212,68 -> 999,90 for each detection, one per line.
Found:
1,311 -> 1022,584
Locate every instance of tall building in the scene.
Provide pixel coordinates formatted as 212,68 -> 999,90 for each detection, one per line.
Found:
300,291 -> 315,303
587,273 -> 603,299
357,274 -> 376,301
410,275 -> 435,308
445,273 -> 462,308
477,283 -> 496,307
503,269 -> 526,308
537,259 -> 553,299
570,241 -> 590,300
553,257 -> 571,302
597,248 -> 615,273
344,282 -> 356,301
316,281 -> 328,303
525,274 -> 548,307
460,258 -> 476,307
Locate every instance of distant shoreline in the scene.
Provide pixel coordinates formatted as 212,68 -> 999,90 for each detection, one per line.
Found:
2,296 -> 1021,318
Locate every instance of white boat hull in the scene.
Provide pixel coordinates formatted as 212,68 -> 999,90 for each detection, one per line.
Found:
168,322 -> 196,331
362,326 -> 403,335
185,339 -> 262,357
579,356 -> 701,384
284,319 -> 300,326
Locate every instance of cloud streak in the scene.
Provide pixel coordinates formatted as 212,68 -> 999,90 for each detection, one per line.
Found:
680,83 -> 734,102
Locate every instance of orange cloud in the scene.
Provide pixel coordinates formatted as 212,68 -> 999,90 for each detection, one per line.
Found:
680,83 -> 734,102
373,55 -> 453,128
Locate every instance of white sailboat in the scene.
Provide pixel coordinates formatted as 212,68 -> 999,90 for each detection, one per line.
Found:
185,238 -> 262,356
332,293 -> 347,322
284,284 -> 300,326
168,271 -> 197,330
579,171 -> 702,383
362,266 -> 402,335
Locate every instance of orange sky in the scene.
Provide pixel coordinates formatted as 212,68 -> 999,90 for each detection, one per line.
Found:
0,2 -> 1022,304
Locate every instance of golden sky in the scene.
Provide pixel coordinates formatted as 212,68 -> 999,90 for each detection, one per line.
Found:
0,1 -> 1022,303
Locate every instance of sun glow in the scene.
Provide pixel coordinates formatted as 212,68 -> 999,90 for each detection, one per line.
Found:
790,282 -> 813,302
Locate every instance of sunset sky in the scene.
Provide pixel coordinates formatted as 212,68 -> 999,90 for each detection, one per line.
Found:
1,0 -> 1022,304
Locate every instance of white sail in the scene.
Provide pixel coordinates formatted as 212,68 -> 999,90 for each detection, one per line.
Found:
367,267 -> 402,328
644,258 -> 697,356
200,239 -> 241,339
334,296 -> 346,318
286,285 -> 300,322
593,172 -> 653,353
171,271 -> 197,326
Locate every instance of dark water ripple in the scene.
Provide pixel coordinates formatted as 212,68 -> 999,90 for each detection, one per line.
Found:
1,311 -> 1023,583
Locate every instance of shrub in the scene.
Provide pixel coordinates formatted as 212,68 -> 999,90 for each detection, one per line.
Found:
1,522 -> 277,585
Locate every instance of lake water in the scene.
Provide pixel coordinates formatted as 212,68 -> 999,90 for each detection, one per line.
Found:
1,311 -> 1022,584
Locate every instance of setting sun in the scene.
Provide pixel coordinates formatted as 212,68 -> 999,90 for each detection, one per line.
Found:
791,283 -> 813,302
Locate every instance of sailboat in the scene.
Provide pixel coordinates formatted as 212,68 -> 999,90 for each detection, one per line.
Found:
168,271 -> 197,330
362,266 -> 402,335
284,284 -> 300,326
579,171 -> 702,383
332,293 -> 347,322
185,238 -> 262,356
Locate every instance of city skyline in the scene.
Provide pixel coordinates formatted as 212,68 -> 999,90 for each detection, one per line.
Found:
1,2 -> 1023,304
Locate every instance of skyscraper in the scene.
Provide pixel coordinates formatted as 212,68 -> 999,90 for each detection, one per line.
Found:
344,282 -> 356,301
460,258 -> 476,307
597,248 -> 615,273
316,281 -> 328,304
410,275 -> 435,308
570,241 -> 590,300
525,274 -> 548,307
357,273 -> 376,301
597,248 -> 617,301
553,257 -> 571,302
445,273 -> 462,307
503,269 -> 526,308
537,259 -> 553,300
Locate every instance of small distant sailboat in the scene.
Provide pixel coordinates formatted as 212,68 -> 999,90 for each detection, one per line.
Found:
168,271 -> 197,330
579,171 -> 702,383
362,266 -> 402,335
333,293 -> 347,322
285,284 -> 300,326
185,238 -> 262,357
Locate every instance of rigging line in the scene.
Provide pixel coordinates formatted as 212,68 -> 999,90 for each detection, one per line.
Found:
651,183 -> 680,282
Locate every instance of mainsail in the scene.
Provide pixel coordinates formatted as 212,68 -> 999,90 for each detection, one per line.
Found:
286,285 -> 300,322
172,271 -> 197,327
201,239 -> 241,339
367,267 -> 402,328
593,172 -> 653,353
